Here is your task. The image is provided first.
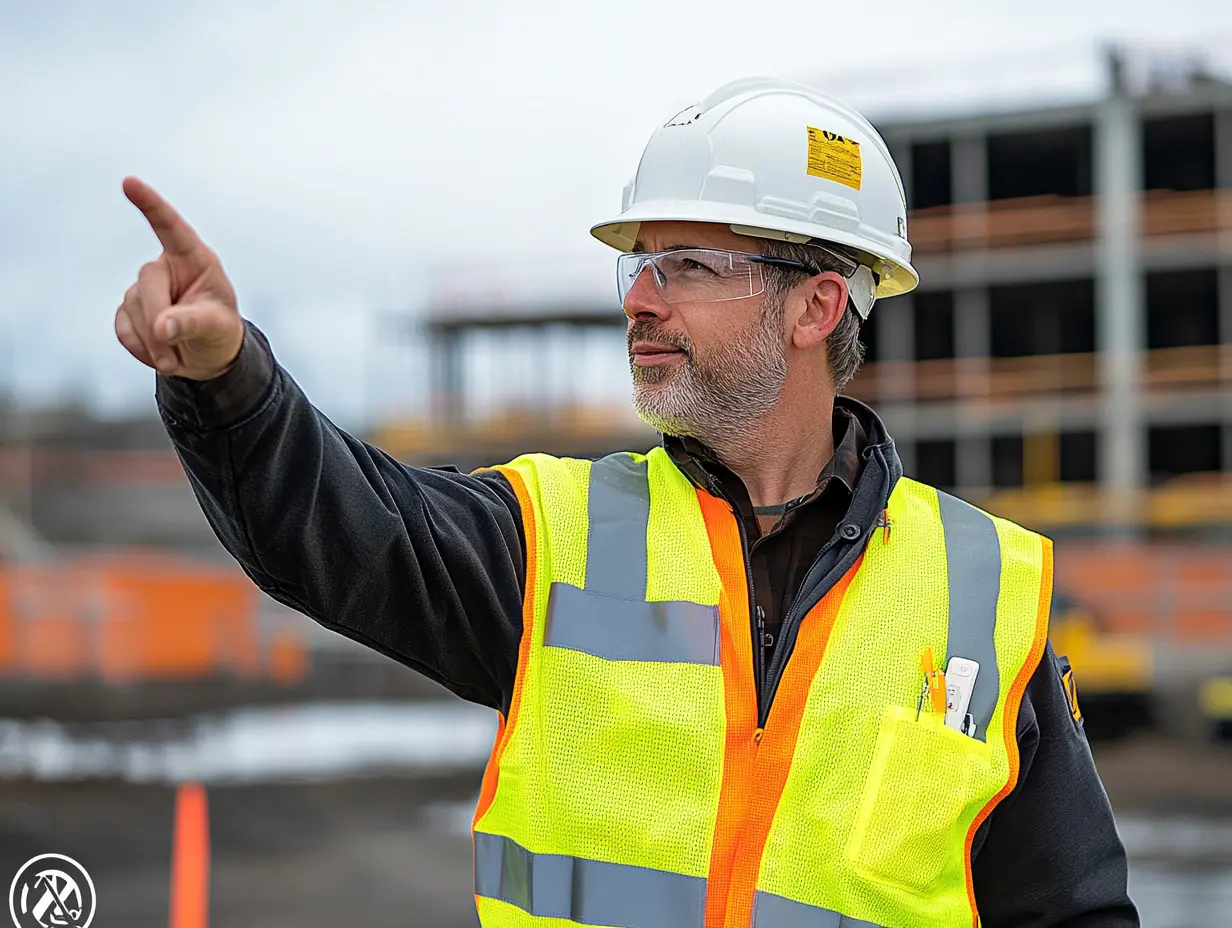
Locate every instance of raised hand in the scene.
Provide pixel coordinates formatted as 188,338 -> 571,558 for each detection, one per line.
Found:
116,177 -> 244,380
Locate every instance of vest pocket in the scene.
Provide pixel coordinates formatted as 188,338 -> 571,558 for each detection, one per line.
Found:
845,704 -> 993,896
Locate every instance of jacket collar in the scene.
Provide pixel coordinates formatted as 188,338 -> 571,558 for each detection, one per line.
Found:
661,396 -> 903,538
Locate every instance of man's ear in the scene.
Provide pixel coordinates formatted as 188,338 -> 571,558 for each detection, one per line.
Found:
791,273 -> 848,350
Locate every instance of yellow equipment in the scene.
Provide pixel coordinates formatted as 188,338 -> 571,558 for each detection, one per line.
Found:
1198,675 -> 1232,741
1049,590 -> 1155,737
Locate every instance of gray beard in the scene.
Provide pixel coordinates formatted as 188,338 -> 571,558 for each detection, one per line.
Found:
629,299 -> 789,449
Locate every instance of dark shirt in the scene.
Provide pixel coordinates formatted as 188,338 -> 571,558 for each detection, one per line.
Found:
667,408 -> 866,652
156,322 -> 1138,928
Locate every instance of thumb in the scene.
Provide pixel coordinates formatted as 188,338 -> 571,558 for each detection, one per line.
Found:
154,301 -> 245,380
157,301 -> 236,345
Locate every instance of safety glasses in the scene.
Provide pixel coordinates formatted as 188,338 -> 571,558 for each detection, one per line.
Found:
616,247 -> 846,306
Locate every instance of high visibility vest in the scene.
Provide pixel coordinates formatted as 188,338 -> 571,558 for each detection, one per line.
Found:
472,448 -> 1051,928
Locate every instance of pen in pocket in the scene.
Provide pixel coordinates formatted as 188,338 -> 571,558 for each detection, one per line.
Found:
917,647 -> 947,719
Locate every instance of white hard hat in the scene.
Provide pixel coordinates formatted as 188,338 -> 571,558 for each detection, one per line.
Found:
591,77 -> 918,318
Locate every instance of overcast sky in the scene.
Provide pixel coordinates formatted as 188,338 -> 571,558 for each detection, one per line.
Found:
3,1 -> 1232,429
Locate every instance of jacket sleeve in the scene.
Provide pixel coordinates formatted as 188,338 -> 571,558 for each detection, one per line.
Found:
155,322 -> 525,711
972,642 -> 1139,927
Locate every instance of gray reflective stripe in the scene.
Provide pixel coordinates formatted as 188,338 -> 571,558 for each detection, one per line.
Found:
543,452 -> 720,665
585,453 -> 650,600
751,890 -> 887,927
546,584 -> 720,665
474,831 -> 706,927
937,491 -> 1002,742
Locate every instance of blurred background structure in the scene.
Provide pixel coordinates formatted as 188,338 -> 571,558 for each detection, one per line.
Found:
2,20 -> 1232,926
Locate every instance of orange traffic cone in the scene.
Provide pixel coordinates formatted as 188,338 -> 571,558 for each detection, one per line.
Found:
169,782 -> 209,928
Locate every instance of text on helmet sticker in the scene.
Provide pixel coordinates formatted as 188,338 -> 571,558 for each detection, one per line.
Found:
806,127 -> 862,191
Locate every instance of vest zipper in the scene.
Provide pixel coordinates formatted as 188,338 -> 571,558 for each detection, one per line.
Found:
757,525 -> 864,728
707,476 -> 764,712
755,605 -> 767,697
734,507 -> 764,711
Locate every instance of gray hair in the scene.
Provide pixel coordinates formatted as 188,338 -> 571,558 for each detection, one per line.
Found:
756,239 -> 868,392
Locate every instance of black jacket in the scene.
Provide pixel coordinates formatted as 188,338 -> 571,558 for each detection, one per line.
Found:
156,323 -> 1139,927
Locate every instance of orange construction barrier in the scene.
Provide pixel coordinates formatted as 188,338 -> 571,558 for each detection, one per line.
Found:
0,552 -> 282,684
267,629 -> 308,685
13,567 -> 91,680
1055,544 -> 1232,641
0,570 -> 13,672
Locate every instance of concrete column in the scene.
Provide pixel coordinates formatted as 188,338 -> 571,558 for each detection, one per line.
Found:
1094,90 -> 1146,498
1217,111 -> 1232,474
951,135 -> 988,204
954,287 -> 991,358
429,329 -> 463,425
1220,265 -> 1232,473
951,134 -> 988,253
877,295 -> 914,402
1217,108 -> 1232,292
954,287 -> 992,490
1216,108 -> 1232,189
1222,265 -> 1232,341
871,295 -> 916,468
876,295 -> 914,364
955,436 -> 992,492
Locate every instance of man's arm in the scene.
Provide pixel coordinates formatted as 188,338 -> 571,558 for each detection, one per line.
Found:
157,323 -> 526,711
114,178 -> 525,711
972,643 -> 1139,927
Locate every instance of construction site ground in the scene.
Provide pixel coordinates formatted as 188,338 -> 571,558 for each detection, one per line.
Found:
0,734 -> 1228,926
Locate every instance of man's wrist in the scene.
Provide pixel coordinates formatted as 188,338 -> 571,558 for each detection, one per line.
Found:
156,321 -> 277,431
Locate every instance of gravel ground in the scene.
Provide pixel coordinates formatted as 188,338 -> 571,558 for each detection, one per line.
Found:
0,774 -> 483,927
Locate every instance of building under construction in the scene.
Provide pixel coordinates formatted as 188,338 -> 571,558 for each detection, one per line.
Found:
870,53 -> 1232,535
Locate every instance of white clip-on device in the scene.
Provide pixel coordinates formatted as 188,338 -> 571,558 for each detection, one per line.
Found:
944,657 -> 980,737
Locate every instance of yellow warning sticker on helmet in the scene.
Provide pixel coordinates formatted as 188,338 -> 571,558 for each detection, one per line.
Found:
806,127 -> 862,191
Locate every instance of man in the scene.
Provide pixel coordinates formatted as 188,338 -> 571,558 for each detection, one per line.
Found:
115,77 -> 1137,927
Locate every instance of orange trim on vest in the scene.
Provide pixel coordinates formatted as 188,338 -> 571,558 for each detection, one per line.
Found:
698,487 -> 863,928
724,557 -> 861,928
473,466 -> 540,829
698,490 -> 759,928
475,714 -> 506,824
962,536 -> 1054,928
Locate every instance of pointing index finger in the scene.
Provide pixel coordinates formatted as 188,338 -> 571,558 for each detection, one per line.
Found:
123,176 -> 207,259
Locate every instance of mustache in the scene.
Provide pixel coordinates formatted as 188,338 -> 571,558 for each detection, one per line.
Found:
627,321 -> 692,357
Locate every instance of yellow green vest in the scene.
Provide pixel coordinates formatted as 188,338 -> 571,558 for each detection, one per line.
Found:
472,448 -> 1052,928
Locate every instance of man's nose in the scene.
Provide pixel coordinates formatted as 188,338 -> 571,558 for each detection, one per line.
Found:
623,265 -> 672,321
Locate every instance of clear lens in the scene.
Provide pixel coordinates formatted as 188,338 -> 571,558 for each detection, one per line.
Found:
617,249 -> 766,306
